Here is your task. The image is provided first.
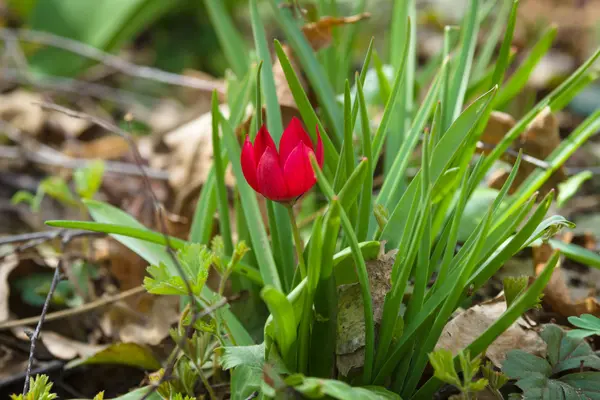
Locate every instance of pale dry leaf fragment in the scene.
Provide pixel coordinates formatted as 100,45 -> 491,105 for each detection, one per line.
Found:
301,13 -> 371,51
436,300 -> 546,367
149,104 -> 235,212
0,90 -> 45,134
35,330 -> 105,360
102,294 -> 180,346
336,249 -> 395,376
487,107 -> 566,194
0,249 -> 20,322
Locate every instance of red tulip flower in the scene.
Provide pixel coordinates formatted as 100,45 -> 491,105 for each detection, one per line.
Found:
241,117 -> 323,203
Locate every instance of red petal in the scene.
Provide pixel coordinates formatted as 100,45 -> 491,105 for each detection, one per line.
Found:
254,124 -> 277,161
283,142 -> 317,198
315,125 -> 324,168
241,138 -> 260,192
279,117 -> 313,165
257,147 -> 290,201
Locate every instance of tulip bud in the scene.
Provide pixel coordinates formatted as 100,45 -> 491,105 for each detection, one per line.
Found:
240,117 -> 323,203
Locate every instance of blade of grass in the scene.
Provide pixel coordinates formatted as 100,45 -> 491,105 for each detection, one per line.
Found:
48,201 -> 254,345
189,171 -> 217,244
380,87 -> 497,247
494,25 -> 557,108
385,0 -> 416,174
414,252 -> 560,398
309,154 -> 375,384
298,215 -> 324,373
440,26 -> 460,133
211,92 -> 233,255
274,39 -> 340,174
446,0 -> 480,127
269,0 -> 343,141
372,20 -> 412,170
500,109 -> 600,224
472,0 -> 512,79
250,4 -> 295,291
377,59 -> 446,209
489,0 -> 519,90
342,81 -> 356,180
549,239 -> 600,270
335,0 -> 367,91
261,285 -> 297,367
46,219 -> 263,285
355,76 -> 373,242
309,201 -> 341,377
203,0 -> 249,78
373,192 -> 553,383
401,206 -> 494,396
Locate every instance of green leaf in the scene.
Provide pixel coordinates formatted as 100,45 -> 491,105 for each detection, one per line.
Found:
73,160 -> 105,200
11,375 -> 57,400
28,0 -> 179,77
40,177 -> 79,208
66,343 -> 161,370
45,219 -> 263,285
273,40 -> 340,173
503,325 -> 600,399
106,387 -> 161,400
446,0 -> 481,126
494,25 -> 557,108
285,374 -> 401,400
428,349 -> 462,388
549,239 -> 600,270
144,243 -> 210,296
503,276 -> 529,308
261,285 -> 297,366
210,93 -> 233,255
558,171 -> 593,208
380,87 -> 497,247
50,200 -> 253,346
310,155 -> 375,383
567,314 -> 600,339
371,20 -> 411,169
203,0 -> 249,78
269,0 -> 343,141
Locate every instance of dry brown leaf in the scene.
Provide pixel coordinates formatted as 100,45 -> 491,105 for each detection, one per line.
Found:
0,250 -> 20,322
302,13 -> 371,51
101,294 -> 179,346
485,108 -> 567,194
436,299 -> 546,367
32,330 -> 105,360
150,104 -> 236,213
534,242 -> 600,317
62,135 -> 131,160
336,246 -> 393,376
0,90 -> 45,134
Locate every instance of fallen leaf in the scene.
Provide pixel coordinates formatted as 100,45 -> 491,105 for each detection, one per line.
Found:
101,294 -> 180,346
65,342 -> 161,370
485,108 -> 567,194
534,242 -> 600,317
301,13 -> 371,51
14,329 -> 105,360
62,135 -> 130,160
0,248 -> 20,322
149,104 -> 235,214
336,247 -> 394,376
436,299 -> 546,367
0,90 -> 45,135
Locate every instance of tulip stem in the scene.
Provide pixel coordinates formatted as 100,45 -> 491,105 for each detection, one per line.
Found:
286,203 -> 306,279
